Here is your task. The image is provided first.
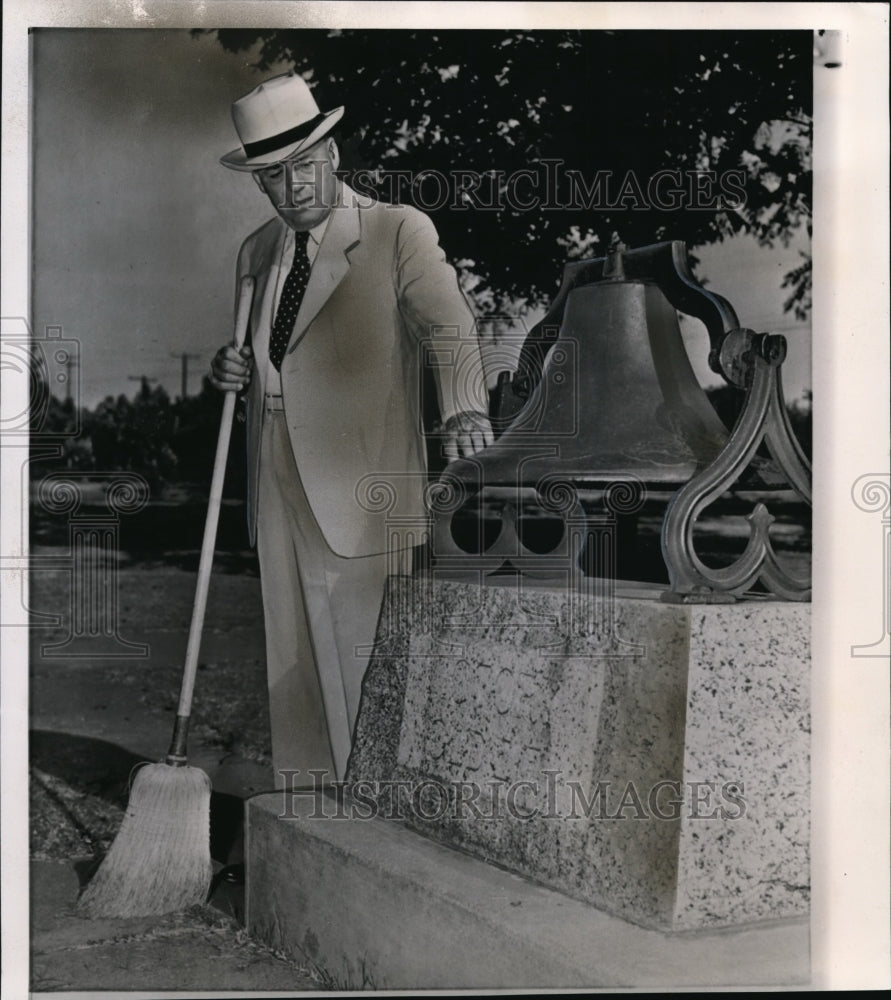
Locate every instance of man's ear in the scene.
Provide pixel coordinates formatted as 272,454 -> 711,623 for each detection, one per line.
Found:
328,138 -> 341,172
252,172 -> 264,191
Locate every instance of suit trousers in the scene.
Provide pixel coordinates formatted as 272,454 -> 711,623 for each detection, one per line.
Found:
256,410 -> 407,786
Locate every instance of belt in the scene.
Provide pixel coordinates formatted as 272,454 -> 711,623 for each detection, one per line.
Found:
265,394 -> 284,413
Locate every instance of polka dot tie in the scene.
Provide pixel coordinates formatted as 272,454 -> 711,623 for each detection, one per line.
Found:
269,229 -> 312,371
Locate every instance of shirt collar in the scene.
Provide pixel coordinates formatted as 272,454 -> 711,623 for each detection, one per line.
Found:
286,215 -> 329,250
307,215 -> 329,247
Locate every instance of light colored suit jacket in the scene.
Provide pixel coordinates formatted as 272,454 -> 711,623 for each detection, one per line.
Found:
237,183 -> 486,557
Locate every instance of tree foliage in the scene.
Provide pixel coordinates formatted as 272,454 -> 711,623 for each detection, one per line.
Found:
202,28 -> 812,315
30,377 -> 238,492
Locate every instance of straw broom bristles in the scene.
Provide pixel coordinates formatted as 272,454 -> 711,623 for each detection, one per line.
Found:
76,762 -> 213,918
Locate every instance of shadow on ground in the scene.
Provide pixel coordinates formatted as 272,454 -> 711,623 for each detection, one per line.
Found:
30,730 -> 252,877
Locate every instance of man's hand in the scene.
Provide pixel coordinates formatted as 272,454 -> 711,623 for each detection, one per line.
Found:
209,344 -> 253,392
443,410 -> 495,462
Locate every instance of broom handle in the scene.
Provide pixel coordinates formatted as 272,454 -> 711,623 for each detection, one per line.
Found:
167,275 -> 255,765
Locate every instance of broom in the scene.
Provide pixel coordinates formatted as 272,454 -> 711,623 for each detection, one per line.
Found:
77,275 -> 256,918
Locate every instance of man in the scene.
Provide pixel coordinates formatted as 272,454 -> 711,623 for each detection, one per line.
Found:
210,71 -> 492,784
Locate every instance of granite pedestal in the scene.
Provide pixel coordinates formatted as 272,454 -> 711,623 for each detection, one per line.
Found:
349,576 -> 810,931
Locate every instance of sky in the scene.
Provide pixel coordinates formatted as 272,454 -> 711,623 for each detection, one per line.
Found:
32,29 -> 291,405
31,28 -> 812,408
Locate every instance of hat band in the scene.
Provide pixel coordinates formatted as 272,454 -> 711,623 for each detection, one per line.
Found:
242,113 -> 328,159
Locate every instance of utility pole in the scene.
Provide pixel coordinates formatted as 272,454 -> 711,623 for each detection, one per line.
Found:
127,375 -> 158,398
170,351 -> 202,399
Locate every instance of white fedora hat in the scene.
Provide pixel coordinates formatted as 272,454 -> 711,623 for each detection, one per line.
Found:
220,71 -> 344,171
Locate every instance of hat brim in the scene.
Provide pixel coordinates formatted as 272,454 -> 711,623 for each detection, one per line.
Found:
219,106 -> 344,172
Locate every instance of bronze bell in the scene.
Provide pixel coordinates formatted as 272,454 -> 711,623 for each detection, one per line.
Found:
452,245 -> 730,491
434,240 -> 812,602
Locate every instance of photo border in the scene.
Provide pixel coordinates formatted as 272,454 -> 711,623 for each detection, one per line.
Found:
3,2 -> 889,994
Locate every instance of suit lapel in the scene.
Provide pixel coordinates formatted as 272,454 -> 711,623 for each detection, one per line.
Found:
249,221 -> 287,398
283,182 -> 361,360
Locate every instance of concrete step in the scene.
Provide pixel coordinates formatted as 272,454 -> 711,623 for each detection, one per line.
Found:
245,791 -> 809,991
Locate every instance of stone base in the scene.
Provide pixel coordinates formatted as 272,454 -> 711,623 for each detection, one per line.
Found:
245,791 -> 809,991
348,576 -> 810,931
